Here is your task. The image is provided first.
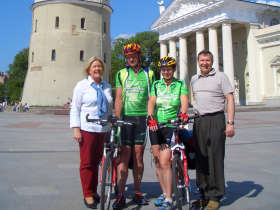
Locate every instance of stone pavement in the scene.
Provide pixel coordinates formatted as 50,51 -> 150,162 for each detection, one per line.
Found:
0,111 -> 280,210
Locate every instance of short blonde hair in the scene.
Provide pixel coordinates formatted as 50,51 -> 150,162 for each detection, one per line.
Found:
83,56 -> 105,76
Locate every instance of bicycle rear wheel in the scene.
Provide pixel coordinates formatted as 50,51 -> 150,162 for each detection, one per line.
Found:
100,151 -> 114,210
172,153 -> 186,210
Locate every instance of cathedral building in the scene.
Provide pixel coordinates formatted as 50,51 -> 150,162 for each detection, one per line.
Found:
152,0 -> 280,106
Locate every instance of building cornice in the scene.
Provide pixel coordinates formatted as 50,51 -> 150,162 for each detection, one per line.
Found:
31,0 -> 113,13
152,0 -> 280,41
255,25 -> 280,49
151,0 -> 224,30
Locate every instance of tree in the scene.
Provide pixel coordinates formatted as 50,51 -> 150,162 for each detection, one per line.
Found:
5,48 -> 29,102
110,31 -> 160,87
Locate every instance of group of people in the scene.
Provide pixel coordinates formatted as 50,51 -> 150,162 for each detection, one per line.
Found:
70,43 -> 235,210
12,101 -> 30,112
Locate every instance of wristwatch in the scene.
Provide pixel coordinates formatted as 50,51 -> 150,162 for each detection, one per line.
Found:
227,120 -> 234,125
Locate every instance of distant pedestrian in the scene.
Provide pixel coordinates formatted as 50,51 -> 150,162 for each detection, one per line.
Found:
13,102 -> 17,112
23,103 -> 30,112
70,57 -> 112,209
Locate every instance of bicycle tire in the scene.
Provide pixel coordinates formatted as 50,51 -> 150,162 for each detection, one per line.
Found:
100,151 -> 114,210
172,153 -> 186,210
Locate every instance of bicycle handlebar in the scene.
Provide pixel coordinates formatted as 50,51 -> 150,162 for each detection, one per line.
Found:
157,114 -> 197,128
86,114 -> 134,126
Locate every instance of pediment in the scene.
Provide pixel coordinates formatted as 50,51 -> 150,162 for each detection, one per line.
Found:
271,55 -> 280,67
152,0 -> 220,28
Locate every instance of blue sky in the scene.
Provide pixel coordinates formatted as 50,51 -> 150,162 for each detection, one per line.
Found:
0,0 -> 279,72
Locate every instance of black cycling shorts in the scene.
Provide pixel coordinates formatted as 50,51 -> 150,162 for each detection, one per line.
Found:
149,127 -> 173,146
120,115 -> 147,146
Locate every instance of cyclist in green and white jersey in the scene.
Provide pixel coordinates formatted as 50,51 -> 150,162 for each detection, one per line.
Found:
147,56 -> 189,210
114,43 -> 155,209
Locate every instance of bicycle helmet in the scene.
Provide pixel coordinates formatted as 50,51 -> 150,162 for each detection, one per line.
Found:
123,43 -> 141,56
158,56 -> 176,68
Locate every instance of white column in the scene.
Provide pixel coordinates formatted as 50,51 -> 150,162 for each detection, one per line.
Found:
160,41 -> 168,58
273,68 -> 278,96
208,26 -> 219,72
169,39 -> 178,78
179,36 -> 188,82
169,39 -> 176,58
246,23 -> 262,104
196,30 -> 205,73
222,22 -> 234,88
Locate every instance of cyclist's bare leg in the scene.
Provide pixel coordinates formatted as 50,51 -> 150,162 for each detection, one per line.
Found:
132,145 -> 145,192
117,145 -> 131,194
151,145 -> 166,194
159,145 -> 172,200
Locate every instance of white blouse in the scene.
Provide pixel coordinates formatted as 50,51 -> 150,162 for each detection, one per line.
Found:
70,76 -> 113,133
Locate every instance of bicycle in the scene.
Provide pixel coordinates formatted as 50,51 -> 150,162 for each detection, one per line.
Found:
86,114 -> 133,210
157,115 -> 196,210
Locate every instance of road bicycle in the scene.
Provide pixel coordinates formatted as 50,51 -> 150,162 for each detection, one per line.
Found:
157,115 -> 196,210
86,114 -> 133,210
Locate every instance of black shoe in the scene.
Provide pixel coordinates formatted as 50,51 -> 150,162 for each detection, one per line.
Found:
93,194 -> 100,203
112,195 -> 126,210
132,192 -> 149,205
191,198 -> 208,208
84,198 -> 97,209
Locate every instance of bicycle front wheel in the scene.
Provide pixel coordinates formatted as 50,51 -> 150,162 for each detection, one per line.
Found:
172,153 -> 186,210
100,151 -> 114,210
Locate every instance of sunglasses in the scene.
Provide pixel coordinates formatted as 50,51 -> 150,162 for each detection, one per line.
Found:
161,69 -> 174,73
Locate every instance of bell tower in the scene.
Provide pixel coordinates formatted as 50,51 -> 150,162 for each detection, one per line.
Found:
22,0 -> 112,106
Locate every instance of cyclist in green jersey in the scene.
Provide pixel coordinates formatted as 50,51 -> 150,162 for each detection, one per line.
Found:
113,43 -> 155,209
147,56 -> 189,210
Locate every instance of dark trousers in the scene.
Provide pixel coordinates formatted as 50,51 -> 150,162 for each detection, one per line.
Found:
193,112 -> 226,201
79,130 -> 105,197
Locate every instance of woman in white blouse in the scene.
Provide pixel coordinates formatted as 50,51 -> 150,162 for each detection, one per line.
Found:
70,57 -> 112,209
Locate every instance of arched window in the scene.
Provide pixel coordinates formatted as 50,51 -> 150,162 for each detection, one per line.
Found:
80,50 -> 84,61
51,49 -> 56,61
31,52 -> 34,62
81,18 -> 85,29
270,18 -> 279,26
55,16 -> 59,28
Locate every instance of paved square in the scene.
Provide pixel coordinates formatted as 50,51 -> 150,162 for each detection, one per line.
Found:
0,111 -> 279,210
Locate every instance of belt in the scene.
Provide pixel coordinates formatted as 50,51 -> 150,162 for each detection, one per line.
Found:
198,111 -> 224,117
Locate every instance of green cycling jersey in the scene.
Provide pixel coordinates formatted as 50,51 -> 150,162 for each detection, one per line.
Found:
150,78 -> 188,123
116,67 -> 155,116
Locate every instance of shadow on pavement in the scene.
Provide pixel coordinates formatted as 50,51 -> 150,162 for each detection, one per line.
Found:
221,180 -> 264,206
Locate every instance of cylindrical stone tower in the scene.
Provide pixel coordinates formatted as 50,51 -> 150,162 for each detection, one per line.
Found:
22,0 -> 112,106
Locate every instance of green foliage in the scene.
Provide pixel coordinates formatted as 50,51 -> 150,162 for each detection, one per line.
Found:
5,48 -> 29,102
110,31 -> 160,87
0,84 -> 5,101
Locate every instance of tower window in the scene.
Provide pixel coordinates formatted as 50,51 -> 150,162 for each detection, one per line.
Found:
81,18 -> 85,29
35,19 -> 38,32
104,53 -> 106,63
55,16 -> 59,28
31,52 -> 34,62
80,50 -> 84,61
51,49 -> 56,61
103,21 -> 107,34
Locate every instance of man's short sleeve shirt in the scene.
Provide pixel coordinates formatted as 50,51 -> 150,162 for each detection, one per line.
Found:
116,67 -> 154,116
151,78 -> 188,123
191,69 -> 234,115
